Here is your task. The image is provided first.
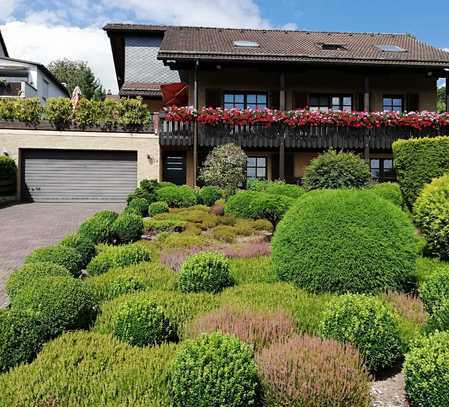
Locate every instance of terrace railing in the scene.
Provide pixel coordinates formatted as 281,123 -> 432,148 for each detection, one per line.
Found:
0,82 -> 22,97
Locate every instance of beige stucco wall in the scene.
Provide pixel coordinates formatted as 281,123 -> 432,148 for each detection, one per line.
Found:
0,129 -> 160,199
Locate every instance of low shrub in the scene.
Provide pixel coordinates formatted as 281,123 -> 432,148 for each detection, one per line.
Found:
111,213 -> 144,243
149,201 -> 169,216
0,155 -> 16,180
253,218 -> 274,232
0,309 -> 49,373
248,179 -> 305,199
85,262 -> 177,302
111,298 -> 177,347
393,136 -> 449,207
185,305 -> 295,352
414,173 -> 449,259
79,210 -> 119,244
369,182 -> 405,209
320,295 -> 403,373
117,97 -> 150,129
272,189 -> 417,294
212,225 -> 236,243
256,334 -> 370,407
0,99 -> 15,120
233,219 -> 255,236
6,262 -> 71,300
198,186 -> 222,206
10,277 -> 98,338
404,331 -> 449,406
0,331 -> 178,407
60,233 -> 96,268
425,300 -> 449,334
86,244 -> 152,276
144,218 -> 186,233
169,332 -> 260,407
13,97 -> 43,125
229,256 -> 275,285
44,98 -> 72,129
73,97 -> 102,128
303,150 -> 371,191
127,197 -> 149,217
161,232 -> 211,249
419,269 -> 449,313
178,251 -> 234,294
25,244 -> 83,276
156,185 -> 196,208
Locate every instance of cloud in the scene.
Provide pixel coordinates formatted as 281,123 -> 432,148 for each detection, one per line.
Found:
0,0 -> 18,21
443,48 -> 449,53
0,21 -> 118,92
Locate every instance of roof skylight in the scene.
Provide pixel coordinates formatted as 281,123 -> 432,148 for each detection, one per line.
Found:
233,40 -> 260,48
320,43 -> 347,51
375,44 -> 407,52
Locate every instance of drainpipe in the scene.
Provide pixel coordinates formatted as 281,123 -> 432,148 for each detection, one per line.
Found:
193,60 -> 199,186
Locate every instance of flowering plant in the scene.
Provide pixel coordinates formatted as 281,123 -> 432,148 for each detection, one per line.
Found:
164,106 -> 449,131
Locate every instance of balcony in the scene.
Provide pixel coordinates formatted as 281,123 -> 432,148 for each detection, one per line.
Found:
0,82 -> 22,97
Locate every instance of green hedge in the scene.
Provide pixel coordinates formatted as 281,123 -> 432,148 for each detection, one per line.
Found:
60,233 -> 96,268
0,155 -> 17,179
156,186 -> 197,208
79,210 -> 119,244
25,244 -> 83,276
111,213 -> 144,244
248,180 -> 304,198
369,182 -> 405,209
149,201 -> 170,216
272,189 -> 418,294
393,136 -> 449,207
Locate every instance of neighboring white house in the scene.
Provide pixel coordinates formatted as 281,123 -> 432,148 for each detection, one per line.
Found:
0,31 -> 69,103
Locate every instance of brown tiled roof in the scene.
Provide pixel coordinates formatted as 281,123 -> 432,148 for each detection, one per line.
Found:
120,81 -> 162,97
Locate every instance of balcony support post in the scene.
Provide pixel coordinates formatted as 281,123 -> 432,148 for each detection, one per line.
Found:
279,128 -> 286,181
280,72 -> 286,111
364,128 -> 371,163
193,60 -> 199,186
364,77 -> 370,112
446,71 -> 449,112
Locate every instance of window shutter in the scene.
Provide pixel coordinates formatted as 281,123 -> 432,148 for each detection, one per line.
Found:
406,94 -> 420,112
205,89 -> 222,108
293,92 -> 308,109
269,90 -> 280,110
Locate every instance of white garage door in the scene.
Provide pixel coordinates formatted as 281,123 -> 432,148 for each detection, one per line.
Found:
22,149 -> 137,202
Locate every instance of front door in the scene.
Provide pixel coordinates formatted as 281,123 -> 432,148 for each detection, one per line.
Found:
163,153 -> 186,185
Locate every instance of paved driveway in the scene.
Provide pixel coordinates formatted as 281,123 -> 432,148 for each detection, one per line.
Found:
0,202 -> 124,307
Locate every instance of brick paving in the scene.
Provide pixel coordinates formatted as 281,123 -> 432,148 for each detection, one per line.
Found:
0,202 -> 123,307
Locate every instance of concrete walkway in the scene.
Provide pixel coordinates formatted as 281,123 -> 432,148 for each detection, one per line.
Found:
0,202 -> 123,307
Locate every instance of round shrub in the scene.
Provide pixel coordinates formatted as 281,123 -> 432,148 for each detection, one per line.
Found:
198,186 -> 222,206
272,189 -> 417,294
156,185 -> 196,208
256,334 -> 370,407
404,331 -> 449,406
169,332 -> 260,407
127,197 -> 149,217
178,251 -> 234,294
10,277 -> 99,337
111,213 -> 144,243
25,244 -> 83,277
111,298 -> 177,346
79,210 -> 119,244
6,262 -> 71,300
212,225 -> 236,243
419,269 -> 449,313
0,155 -> 17,179
425,300 -> 449,334
86,244 -> 152,276
320,295 -> 403,373
369,182 -> 405,209
303,150 -> 371,191
0,309 -> 49,373
413,173 -> 449,259
248,180 -> 304,199
149,201 -> 169,216
60,233 -> 96,268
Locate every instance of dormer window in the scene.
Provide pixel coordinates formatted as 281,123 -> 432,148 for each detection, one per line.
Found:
320,43 -> 347,51
233,40 -> 259,48
375,44 -> 407,52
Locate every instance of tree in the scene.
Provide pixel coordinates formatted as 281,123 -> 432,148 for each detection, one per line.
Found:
47,59 -> 105,100
438,86 -> 447,113
200,144 -> 247,196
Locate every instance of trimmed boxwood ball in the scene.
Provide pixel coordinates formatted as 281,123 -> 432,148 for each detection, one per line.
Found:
127,197 -> 149,217
178,251 -> 234,294
10,276 -> 99,338
198,186 -> 222,206
156,185 -> 197,208
369,182 -> 405,209
0,309 -> 49,373
111,213 -> 144,243
413,173 -> 449,259
6,262 -> 71,300
25,244 -> 83,277
169,332 -> 260,407
424,300 -> 449,334
86,244 -> 152,276
272,189 -> 417,294
320,295 -> 403,373
61,233 -> 96,268
419,269 -> 449,314
303,150 -> 371,191
404,331 -> 449,406
79,210 -> 119,244
111,298 -> 177,347
149,201 -> 169,217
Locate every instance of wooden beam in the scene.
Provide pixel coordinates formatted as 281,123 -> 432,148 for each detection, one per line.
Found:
364,77 -> 370,111
279,129 -> 285,181
279,72 -> 286,111
193,60 -> 199,187
364,129 -> 370,163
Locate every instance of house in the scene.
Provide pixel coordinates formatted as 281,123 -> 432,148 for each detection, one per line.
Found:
105,23 -> 449,186
0,30 -> 68,103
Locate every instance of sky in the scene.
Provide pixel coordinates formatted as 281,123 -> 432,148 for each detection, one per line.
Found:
0,0 -> 448,93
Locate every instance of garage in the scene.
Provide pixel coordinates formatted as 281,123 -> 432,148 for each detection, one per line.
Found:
21,149 -> 137,202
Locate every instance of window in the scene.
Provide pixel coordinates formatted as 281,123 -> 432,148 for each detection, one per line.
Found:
370,158 -> 395,181
383,96 -> 403,113
375,44 -> 407,52
247,156 -> 267,180
309,94 -> 353,112
233,40 -> 260,48
224,92 -> 267,109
